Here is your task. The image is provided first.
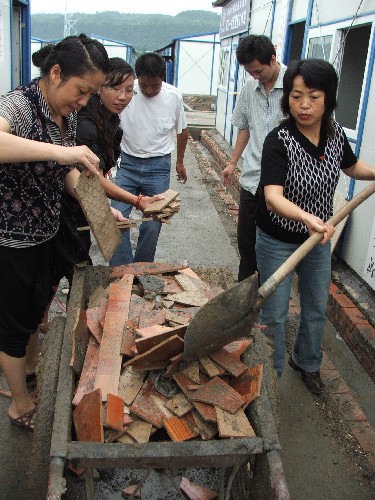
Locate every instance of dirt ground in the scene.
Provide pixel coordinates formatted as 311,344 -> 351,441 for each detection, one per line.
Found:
183,94 -> 216,111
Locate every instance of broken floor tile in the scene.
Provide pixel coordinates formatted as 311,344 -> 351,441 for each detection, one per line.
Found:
72,336 -> 100,407
121,484 -> 141,498
110,262 -> 187,278
165,290 -> 208,307
180,477 -> 218,500
165,392 -> 194,417
130,378 -> 168,428
190,376 -> 244,414
73,388 -> 104,442
223,339 -> 252,357
164,412 -> 199,442
105,393 -> 124,432
126,418 -> 153,444
230,365 -> 263,408
123,335 -> 184,369
216,406 -> 256,438
173,371 -> 217,423
135,325 -> 186,354
86,306 -> 103,344
209,348 -> 248,378
138,308 -> 167,328
118,367 -> 146,406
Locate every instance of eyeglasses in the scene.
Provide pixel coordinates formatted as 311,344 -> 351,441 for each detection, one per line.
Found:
104,85 -> 133,96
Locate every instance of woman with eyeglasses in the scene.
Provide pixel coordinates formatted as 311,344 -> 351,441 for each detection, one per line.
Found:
53,57 -> 163,288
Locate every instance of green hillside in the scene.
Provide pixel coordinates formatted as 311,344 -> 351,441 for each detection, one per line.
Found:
31,10 -> 221,53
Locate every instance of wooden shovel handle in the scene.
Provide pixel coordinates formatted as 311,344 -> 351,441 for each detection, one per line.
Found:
256,181 -> 375,307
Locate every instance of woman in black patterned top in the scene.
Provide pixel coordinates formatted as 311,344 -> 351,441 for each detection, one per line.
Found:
0,34 -> 119,431
256,59 -> 375,394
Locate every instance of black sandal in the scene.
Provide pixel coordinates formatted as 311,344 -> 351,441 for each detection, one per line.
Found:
9,407 -> 36,432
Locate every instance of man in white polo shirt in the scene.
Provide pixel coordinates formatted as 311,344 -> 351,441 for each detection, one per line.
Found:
110,52 -> 189,265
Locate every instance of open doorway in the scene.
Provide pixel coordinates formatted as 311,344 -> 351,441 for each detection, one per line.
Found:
335,24 -> 372,131
285,21 -> 305,65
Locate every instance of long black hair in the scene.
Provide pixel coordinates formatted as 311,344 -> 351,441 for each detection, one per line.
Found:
81,58 -> 134,172
281,58 -> 338,137
32,33 -> 109,78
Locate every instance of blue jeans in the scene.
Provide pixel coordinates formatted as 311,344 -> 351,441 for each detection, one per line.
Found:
255,228 -> 331,377
110,152 -> 171,265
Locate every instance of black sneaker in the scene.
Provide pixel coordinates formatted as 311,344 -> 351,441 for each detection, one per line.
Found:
288,357 -> 324,395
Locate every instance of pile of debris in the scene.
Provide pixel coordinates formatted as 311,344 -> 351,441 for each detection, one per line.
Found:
72,262 -> 263,449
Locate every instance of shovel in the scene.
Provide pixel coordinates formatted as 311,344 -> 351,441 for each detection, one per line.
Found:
183,181 -> 375,362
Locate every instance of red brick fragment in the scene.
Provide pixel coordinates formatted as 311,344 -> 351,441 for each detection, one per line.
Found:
121,484 -> 141,498
209,348 -> 248,377
191,376 -> 244,414
164,412 -> 199,442
179,477 -> 218,499
105,393 -> 124,432
73,388 -> 104,442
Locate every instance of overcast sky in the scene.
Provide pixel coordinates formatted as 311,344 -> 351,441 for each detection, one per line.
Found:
30,0 -> 220,16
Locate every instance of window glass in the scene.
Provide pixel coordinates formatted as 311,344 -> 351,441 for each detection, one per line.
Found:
218,48 -> 230,87
307,35 -> 333,60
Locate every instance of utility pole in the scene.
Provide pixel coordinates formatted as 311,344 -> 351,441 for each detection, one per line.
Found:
63,1 -> 77,38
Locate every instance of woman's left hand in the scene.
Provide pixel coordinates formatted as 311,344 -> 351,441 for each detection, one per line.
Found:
110,207 -> 127,222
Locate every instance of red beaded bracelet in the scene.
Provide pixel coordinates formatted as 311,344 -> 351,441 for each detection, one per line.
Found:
135,194 -> 144,210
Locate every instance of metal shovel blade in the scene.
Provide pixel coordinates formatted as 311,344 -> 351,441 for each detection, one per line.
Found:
183,273 -> 259,362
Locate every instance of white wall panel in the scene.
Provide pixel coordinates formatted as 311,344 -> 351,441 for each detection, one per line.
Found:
311,0 -> 375,26
176,35 -> 220,95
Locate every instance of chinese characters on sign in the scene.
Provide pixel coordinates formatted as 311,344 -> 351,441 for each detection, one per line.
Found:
220,0 -> 250,39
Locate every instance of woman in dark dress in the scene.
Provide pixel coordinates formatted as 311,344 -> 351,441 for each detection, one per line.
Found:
54,58 -> 162,286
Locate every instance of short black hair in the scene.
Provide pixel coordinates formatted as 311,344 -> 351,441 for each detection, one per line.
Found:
32,33 -> 109,78
281,58 -> 338,135
135,52 -> 166,80
236,35 -> 276,65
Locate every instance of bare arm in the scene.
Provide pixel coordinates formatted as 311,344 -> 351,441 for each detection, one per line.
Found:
175,127 -> 189,183
343,160 -> 375,181
264,185 -> 335,245
99,175 -> 164,210
0,118 -> 100,175
221,128 -> 250,186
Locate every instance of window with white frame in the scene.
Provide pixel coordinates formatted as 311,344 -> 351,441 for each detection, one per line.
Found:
307,35 -> 333,60
218,47 -> 230,87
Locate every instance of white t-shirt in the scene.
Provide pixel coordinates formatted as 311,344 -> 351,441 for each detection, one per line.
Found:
120,80 -> 187,158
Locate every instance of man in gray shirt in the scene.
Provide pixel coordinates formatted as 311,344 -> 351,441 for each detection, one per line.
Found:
221,35 -> 286,281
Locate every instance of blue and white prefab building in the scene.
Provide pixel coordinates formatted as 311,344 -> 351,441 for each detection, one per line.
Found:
156,32 -> 221,96
0,0 -> 31,95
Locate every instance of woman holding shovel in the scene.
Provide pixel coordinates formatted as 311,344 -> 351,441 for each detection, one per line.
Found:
0,34 -> 125,431
256,59 -> 375,394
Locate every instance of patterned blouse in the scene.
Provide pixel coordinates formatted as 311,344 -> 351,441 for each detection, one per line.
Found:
257,119 -> 357,244
0,79 -> 75,247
